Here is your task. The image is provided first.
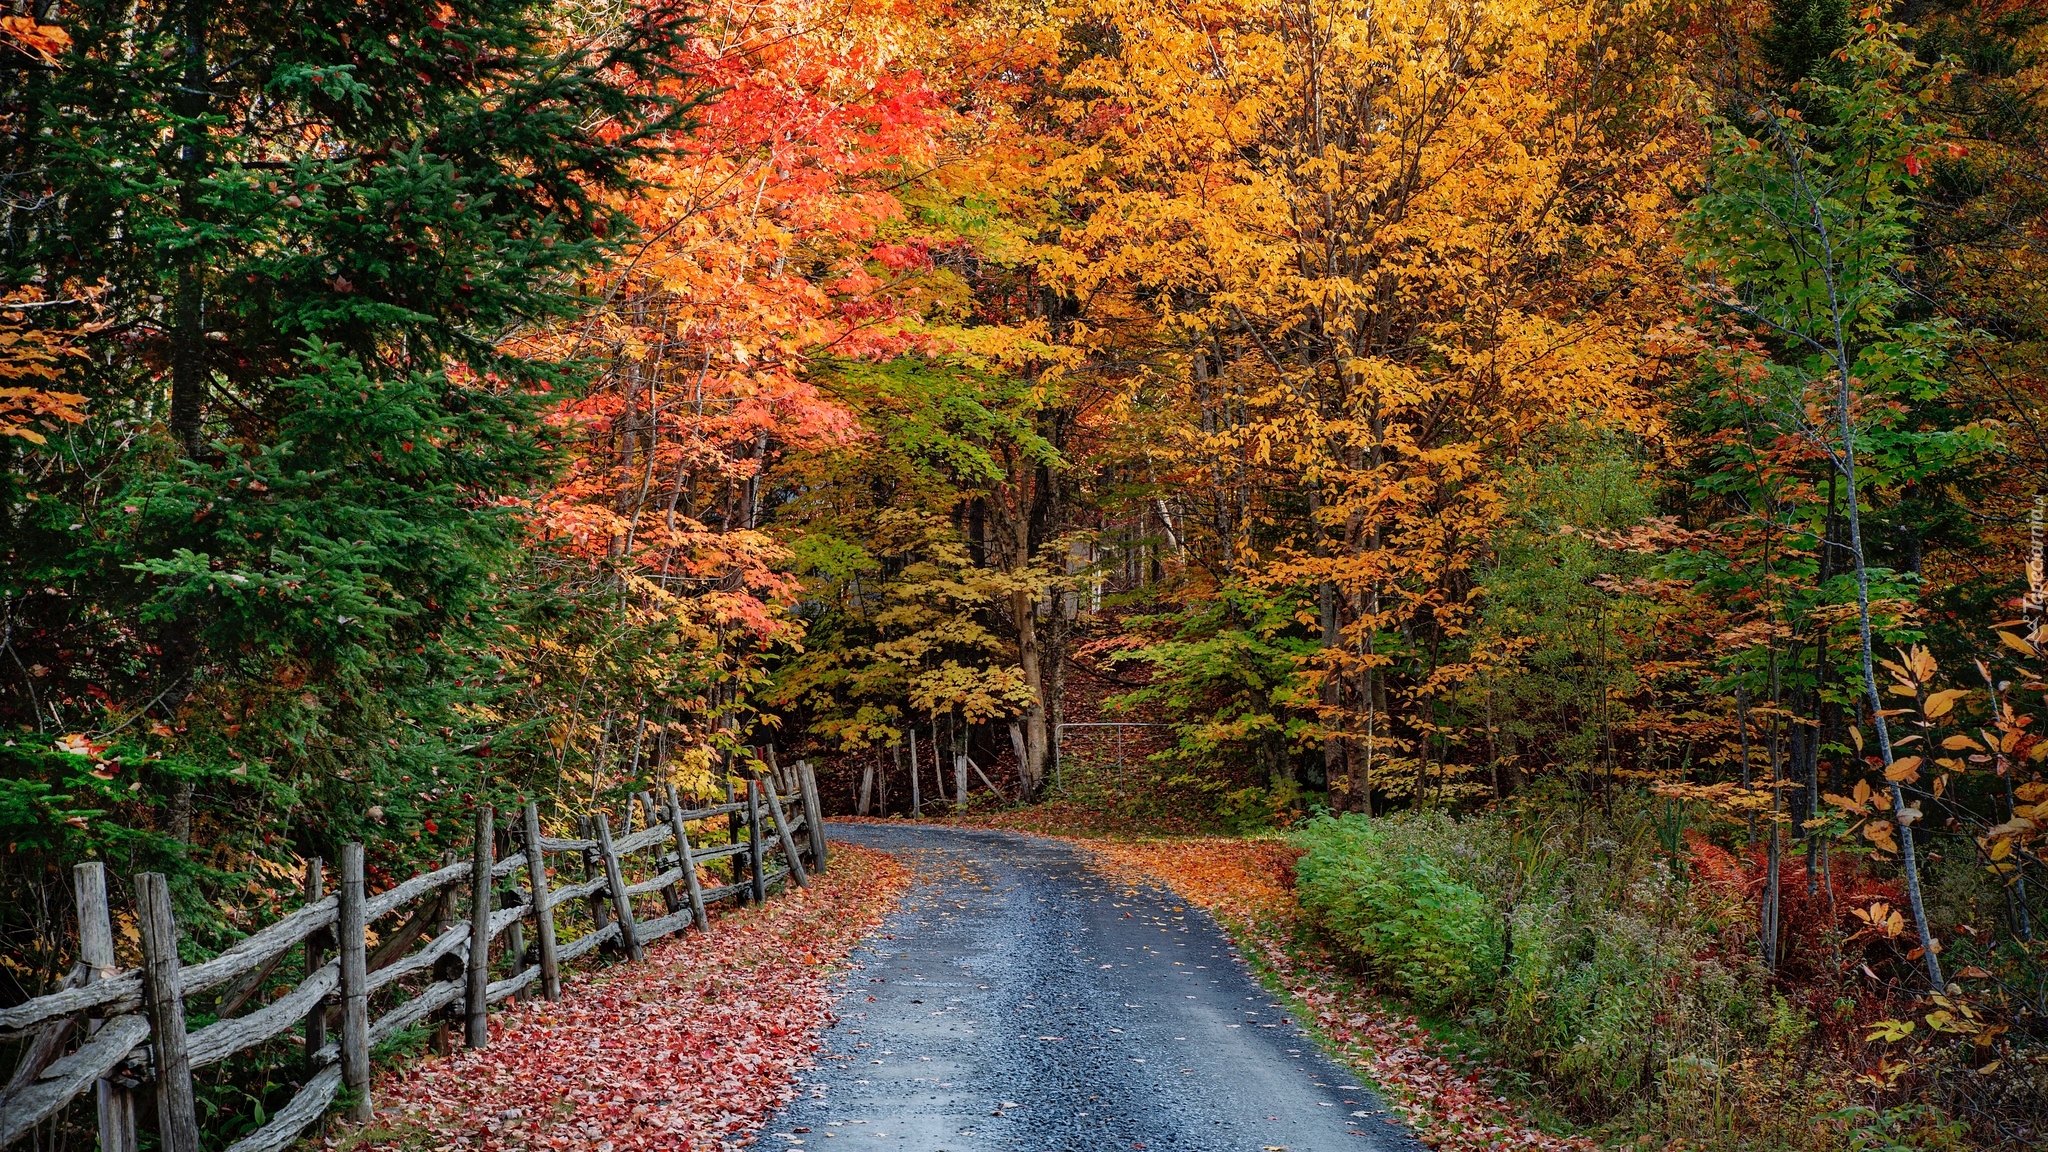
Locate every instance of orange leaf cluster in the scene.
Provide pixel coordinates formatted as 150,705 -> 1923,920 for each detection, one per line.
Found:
0,15 -> 71,65
0,289 -> 92,445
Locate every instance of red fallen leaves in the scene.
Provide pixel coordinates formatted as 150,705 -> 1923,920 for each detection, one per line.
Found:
1086,838 -> 1595,1152
349,846 -> 908,1151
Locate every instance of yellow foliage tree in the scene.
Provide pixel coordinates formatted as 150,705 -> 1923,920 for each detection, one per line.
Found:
1043,0 -> 1693,808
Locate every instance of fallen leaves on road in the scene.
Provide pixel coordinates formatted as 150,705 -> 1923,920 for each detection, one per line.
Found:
1087,838 -> 1595,1152
345,845 -> 909,1152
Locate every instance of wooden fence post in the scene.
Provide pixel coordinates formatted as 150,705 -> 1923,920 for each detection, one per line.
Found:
302,858 -> 326,1074
575,815 -> 613,934
641,790 -> 680,915
338,844 -> 371,1121
522,802 -> 561,1000
760,775 -> 809,889
725,773 -> 749,904
466,806 -> 494,1049
798,760 -> 827,873
664,783 -> 710,932
593,814 -> 644,962
430,849 -> 458,1056
75,863 -> 137,1152
135,872 -> 200,1152
499,820 -> 524,976
747,780 -> 767,904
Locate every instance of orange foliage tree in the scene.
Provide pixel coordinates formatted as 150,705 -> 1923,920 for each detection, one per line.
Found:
510,0 -> 1032,796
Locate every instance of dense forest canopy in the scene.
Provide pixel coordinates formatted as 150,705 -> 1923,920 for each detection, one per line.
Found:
4,0 -> 2048,1145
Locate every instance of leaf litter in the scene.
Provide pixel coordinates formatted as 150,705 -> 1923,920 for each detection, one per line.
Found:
342,845 -> 909,1151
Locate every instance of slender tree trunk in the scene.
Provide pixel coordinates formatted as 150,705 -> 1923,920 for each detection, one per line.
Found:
1764,714 -> 1783,972
1311,486 -> 1344,803
1834,346 -> 1943,989
1738,685 -> 1753,850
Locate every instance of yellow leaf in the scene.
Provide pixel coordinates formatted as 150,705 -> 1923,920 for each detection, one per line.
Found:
1999,630 -> 2036,657
1942,734 -> 1984,752
1853,779 -> 1872,805
1923,689 -> 1967,718
1989,838 -> 2013,861
1850,726 -> 1865,753
1884,756 -> 1922,782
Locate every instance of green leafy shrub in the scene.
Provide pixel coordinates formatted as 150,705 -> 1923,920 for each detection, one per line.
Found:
1292,813 -> 1502,1011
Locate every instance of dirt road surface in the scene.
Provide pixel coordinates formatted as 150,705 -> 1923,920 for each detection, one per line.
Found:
761,824 -> 1424,1152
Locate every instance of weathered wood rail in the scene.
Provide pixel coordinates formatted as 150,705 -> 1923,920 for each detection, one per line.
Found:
0,760 -> 828,1151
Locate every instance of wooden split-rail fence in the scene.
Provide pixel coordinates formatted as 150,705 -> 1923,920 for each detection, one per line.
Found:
0,760 -> 829,1152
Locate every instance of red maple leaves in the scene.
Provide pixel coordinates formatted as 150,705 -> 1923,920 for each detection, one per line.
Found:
527,0 -> 956,655
349,846 -> 908,1151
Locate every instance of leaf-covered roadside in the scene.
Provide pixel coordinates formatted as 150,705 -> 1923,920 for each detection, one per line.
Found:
1083,838 -> 1594,1152
340,846 -> 908,1152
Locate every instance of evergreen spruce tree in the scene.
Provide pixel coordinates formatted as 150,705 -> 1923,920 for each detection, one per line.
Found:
1760,0 -> 1855,88
0,1 -> 692,908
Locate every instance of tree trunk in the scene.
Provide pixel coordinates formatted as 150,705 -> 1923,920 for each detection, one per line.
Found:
1833,341 -> 1943,988
1012,583 -> 1049,797
909,731 -> 922,816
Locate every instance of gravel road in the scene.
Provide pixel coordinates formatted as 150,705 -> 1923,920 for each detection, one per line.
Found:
761,824 -> 1423,1152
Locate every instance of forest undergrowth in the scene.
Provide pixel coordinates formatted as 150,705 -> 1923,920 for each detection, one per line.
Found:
924,786 -> 1990,1152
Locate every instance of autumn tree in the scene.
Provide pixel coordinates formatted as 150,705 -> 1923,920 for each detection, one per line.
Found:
1681,11 -> 1993,988
765,362 -> 1055,765
1043,0 -> 1691,806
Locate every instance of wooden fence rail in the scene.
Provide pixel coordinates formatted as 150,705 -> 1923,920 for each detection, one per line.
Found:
0,760 -> 827,1151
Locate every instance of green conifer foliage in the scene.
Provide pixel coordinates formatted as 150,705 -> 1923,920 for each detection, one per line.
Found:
0,1 -> 692,921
